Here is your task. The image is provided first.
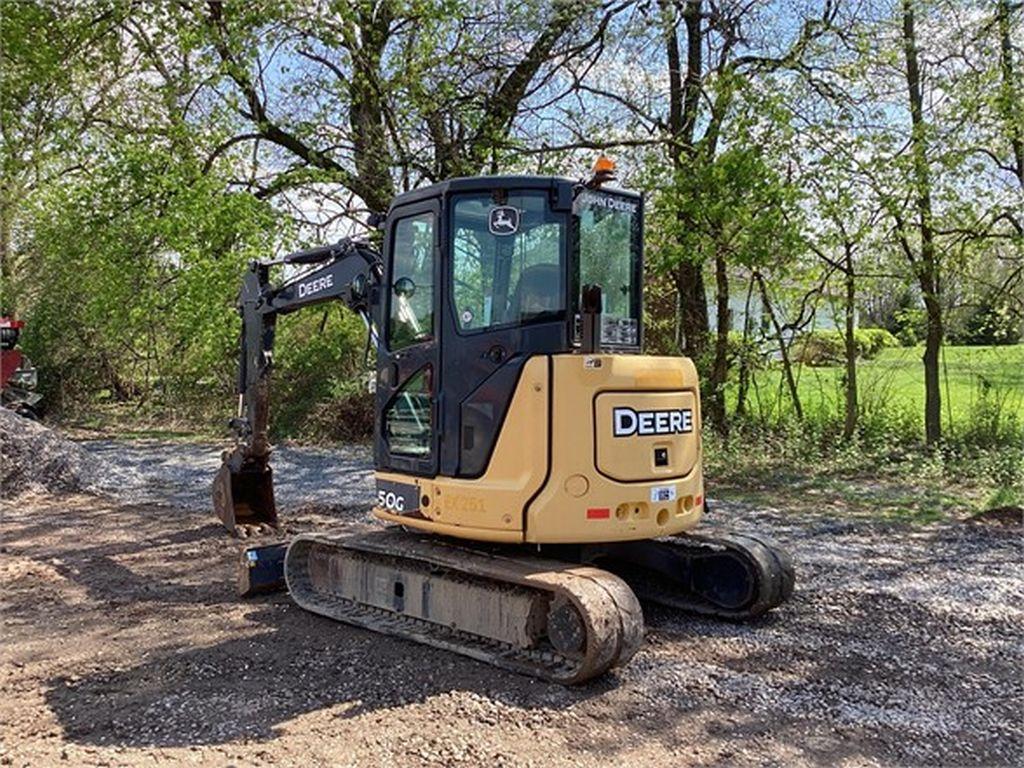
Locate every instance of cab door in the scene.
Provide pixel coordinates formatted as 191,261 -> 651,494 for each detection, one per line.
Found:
376,200 -> 441,477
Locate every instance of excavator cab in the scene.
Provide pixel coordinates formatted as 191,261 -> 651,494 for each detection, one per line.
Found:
215,173 -> 645,534
372,176 -> 643,488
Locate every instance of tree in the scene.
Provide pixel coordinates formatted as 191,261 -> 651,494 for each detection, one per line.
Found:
645,2 -> 833,429
2,0 -> 630,419
898,0 -> 944,445
802,153 -> 883,439
192,0 -> 621,221
0,2 -> 126,287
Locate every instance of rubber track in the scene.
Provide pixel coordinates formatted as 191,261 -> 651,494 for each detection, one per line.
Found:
584,532 -> 795,620
285,529 -> 643,684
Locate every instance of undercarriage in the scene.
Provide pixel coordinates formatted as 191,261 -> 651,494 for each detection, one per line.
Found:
244,524 -> 794,685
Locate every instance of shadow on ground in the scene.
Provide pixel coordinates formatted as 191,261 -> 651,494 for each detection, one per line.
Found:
44,601 -> 620,748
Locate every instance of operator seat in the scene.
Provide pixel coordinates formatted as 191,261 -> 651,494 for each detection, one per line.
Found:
511,263 -> 563,319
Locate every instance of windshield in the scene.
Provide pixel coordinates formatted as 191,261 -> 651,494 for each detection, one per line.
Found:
574,189 -> 641,347
451,193 -> 565,332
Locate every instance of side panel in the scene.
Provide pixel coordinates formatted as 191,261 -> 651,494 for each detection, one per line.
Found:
373,355 -> 550,542
525,354 -> 705,544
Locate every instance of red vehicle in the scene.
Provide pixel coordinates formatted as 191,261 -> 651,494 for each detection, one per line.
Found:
0,314 -> 42,418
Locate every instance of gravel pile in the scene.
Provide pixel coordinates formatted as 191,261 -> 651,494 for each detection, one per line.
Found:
0,410 -> 142,498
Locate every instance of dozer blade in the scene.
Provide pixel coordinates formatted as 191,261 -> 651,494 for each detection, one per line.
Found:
212,455 -> 278,536
285,529 -> 644,685
237,542 -> 288,596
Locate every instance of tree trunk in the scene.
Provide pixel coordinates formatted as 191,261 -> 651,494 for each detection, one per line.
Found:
349,4 -> 397,212
756,272 -> 803,421
0,204 -> 12,288
998,0 -> 1023,187
664,1 -> 709,359
735,275 -> 755,418
707,255 -> 730,433
842,242 -> 858,440
921,289 -> 943,442
709,256 -> 731,429
680,1 -> 703,152
902,0 -> 942,445
674,259 -> 709,358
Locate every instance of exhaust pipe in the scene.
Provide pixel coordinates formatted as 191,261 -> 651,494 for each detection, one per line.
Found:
212,447 -> 277,535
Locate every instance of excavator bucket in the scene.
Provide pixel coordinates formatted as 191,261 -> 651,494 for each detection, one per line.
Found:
212,453 -> 277,535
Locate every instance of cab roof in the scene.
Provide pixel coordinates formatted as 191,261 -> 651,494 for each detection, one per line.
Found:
388,174 -> 641,212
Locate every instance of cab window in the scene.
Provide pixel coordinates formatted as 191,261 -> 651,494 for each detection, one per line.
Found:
451,194 -> 565,332
389,212 -> 435,350
574,189 -> 641,346
384,366 -> 432,456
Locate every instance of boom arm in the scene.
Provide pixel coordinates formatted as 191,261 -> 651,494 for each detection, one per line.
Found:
213,238 -> 383,533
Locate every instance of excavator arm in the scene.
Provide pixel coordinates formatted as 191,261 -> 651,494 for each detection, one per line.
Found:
213,238 -> 383,535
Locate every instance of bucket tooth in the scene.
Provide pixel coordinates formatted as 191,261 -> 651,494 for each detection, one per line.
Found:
212,455 -> 277,535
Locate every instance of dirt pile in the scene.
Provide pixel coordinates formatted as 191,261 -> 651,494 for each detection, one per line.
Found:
970,505 -> 1024,527
0,409 -> 139,498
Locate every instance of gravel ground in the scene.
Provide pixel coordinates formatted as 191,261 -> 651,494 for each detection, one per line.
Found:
1,437 -> 1021,767
79,438 -> 376,509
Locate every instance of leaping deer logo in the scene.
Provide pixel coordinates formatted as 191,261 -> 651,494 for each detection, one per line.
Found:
489,206 -> 519,236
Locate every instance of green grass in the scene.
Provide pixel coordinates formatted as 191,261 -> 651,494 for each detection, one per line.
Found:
732,344 -> 1024,432
704,426 -> 1023,524
711,344 -> 1023,523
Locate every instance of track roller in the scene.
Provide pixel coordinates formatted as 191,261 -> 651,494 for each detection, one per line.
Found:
285,528 -> 643,684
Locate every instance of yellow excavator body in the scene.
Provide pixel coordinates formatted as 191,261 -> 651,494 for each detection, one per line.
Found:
374,353 -> 703,544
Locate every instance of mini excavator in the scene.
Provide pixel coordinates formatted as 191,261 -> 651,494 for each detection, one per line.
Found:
213,159 -> 794,684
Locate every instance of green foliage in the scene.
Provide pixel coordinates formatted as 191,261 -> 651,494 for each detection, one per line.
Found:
859,328 -> 900,357
647,143 -> 805,279
985,484 -> 1022,511
866,289 -> 927,347
269,308 -> 370,438
956,296 -> 1022,346
956,375 -> 1022,449
726,329 -> 766,372
891,307 -> 926,346
791,331 -> 845,366
791,328 -> 898,366
3,0 -> 624,437
704,419 -> 1022,524
21,140 -> 279,415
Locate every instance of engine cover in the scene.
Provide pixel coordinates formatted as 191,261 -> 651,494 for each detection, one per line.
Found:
594,390 -> 700,482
